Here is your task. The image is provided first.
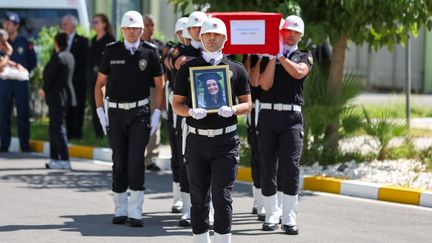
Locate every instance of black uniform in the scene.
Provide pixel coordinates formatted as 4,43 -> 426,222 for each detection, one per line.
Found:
257,50 -> 313,197
174,55 -> 251,235
172,45 -> 201,194
88,33 -> 115,138
99,41 -> 164,193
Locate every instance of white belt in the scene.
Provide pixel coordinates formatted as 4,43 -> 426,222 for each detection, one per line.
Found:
108,98 -> 149,110
188,124 -> 237,137
260,103 -> 301,112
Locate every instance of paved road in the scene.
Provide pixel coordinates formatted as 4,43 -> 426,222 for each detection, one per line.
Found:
1,153 -> 431,243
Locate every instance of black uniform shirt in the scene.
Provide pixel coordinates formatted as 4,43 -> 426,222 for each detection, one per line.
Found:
99,41 -> 163,102
170,44 -> 201,88
174,55 -> 251,129
260,50 -> 313,106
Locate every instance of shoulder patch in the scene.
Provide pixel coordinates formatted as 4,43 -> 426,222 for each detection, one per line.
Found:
172,47 -> 180,58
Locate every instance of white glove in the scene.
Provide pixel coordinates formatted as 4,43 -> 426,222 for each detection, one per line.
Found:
96,107 -> 108,135
150,109 -> 161,135
277,39 -> 284,59
218,106 -> 237,118
188,108 -> 207,120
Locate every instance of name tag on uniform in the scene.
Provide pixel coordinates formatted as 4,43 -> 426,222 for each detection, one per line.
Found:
110,60 -> 125,65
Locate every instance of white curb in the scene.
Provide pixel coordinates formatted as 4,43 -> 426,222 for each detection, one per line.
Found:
93,147 -> 112,161
341,180 -> 380,200
420,191 -> 432,207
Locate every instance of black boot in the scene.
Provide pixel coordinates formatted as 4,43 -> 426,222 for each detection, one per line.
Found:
129,218 -> 143,227
112,216 -> 128,224
282,224 -> 299,235
262,222 -> 278,231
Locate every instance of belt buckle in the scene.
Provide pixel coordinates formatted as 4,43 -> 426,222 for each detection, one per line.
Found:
273,103 -> 283,111
207,129 -> 215,137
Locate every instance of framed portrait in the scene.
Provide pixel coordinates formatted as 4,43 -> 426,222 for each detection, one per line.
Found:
189,65 -> 233,113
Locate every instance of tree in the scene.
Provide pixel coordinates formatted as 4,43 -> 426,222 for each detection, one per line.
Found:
169,0 -> 432,153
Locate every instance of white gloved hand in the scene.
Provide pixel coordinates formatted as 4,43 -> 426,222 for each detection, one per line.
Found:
150,109 -> 161,135
277,39 -> 284,59
188,108 -> 207,120
96,107 -> 108,135
218,106 -> 237,118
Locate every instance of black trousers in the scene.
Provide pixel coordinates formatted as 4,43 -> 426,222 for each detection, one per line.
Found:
176,117 -> 189,193
247,124 -> 261,189
108,106 -> 150,193
257,110 -> 303,196
185,132 -> 239,235
167,103 -> 180,183
48,104 -> 69,161
66,84 -> 86,139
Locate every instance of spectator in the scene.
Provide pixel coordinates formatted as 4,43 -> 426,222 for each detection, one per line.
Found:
40,32 -> 76,169
61,15 -> 88,140
0,12 -> 36,153
141,15 -> 165,171
88,13 -> 115,138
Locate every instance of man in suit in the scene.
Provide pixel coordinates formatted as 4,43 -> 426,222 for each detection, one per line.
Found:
61,15 -> 88,139
40,32 -> 76,169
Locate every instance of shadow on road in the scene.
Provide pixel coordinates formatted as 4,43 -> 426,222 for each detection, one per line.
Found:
0,213 -> 193,237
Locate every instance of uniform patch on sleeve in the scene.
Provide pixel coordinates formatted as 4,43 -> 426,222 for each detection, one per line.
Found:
172,48 -> 179,58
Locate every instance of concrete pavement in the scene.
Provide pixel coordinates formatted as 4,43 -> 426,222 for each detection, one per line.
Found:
1,153 -> 432,243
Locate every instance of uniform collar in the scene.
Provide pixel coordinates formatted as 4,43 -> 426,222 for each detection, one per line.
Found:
197,54 -> 230,65
124,40 -> 140,54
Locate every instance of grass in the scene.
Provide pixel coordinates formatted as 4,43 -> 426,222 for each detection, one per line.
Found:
353,103 -> 432,118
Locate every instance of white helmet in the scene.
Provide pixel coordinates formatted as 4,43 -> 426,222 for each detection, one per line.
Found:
200,18 -> 227,40
187,11 -> 208,28
175,17 -> 188,33
279,18 -> 285,30
181,21 -> 191,39
121,10 -> 144,28
281,15 -> 304,36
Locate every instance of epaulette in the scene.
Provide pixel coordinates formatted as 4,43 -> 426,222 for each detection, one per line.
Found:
105,41 -> 120,48
142,40 -> 158,50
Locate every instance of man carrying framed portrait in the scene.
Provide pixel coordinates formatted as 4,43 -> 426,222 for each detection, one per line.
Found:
173,17 -> 251,243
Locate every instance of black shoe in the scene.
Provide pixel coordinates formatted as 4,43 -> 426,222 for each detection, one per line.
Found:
262,222 -> 278,231
0,147 -> 8,153
171,205 -> 182,213
252,206 -> 257,214
112,216 -> 128,224
129,218 -> 143,227
146,163 -> 161,171
257,213 -> 265,221
281,224 -> 299,235
178,218 -> 191,227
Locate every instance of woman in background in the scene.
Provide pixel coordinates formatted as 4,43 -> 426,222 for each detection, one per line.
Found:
88,13 -> 115,138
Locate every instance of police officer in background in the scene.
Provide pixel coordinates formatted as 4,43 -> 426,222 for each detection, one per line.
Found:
173,17 -> 251,243
0,12 -> 36,152
242,54 -> 265,220
257,15 -> 312,235
171,11 -> 209,227
94,10 -> 165,227
164,16 -> 189,214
